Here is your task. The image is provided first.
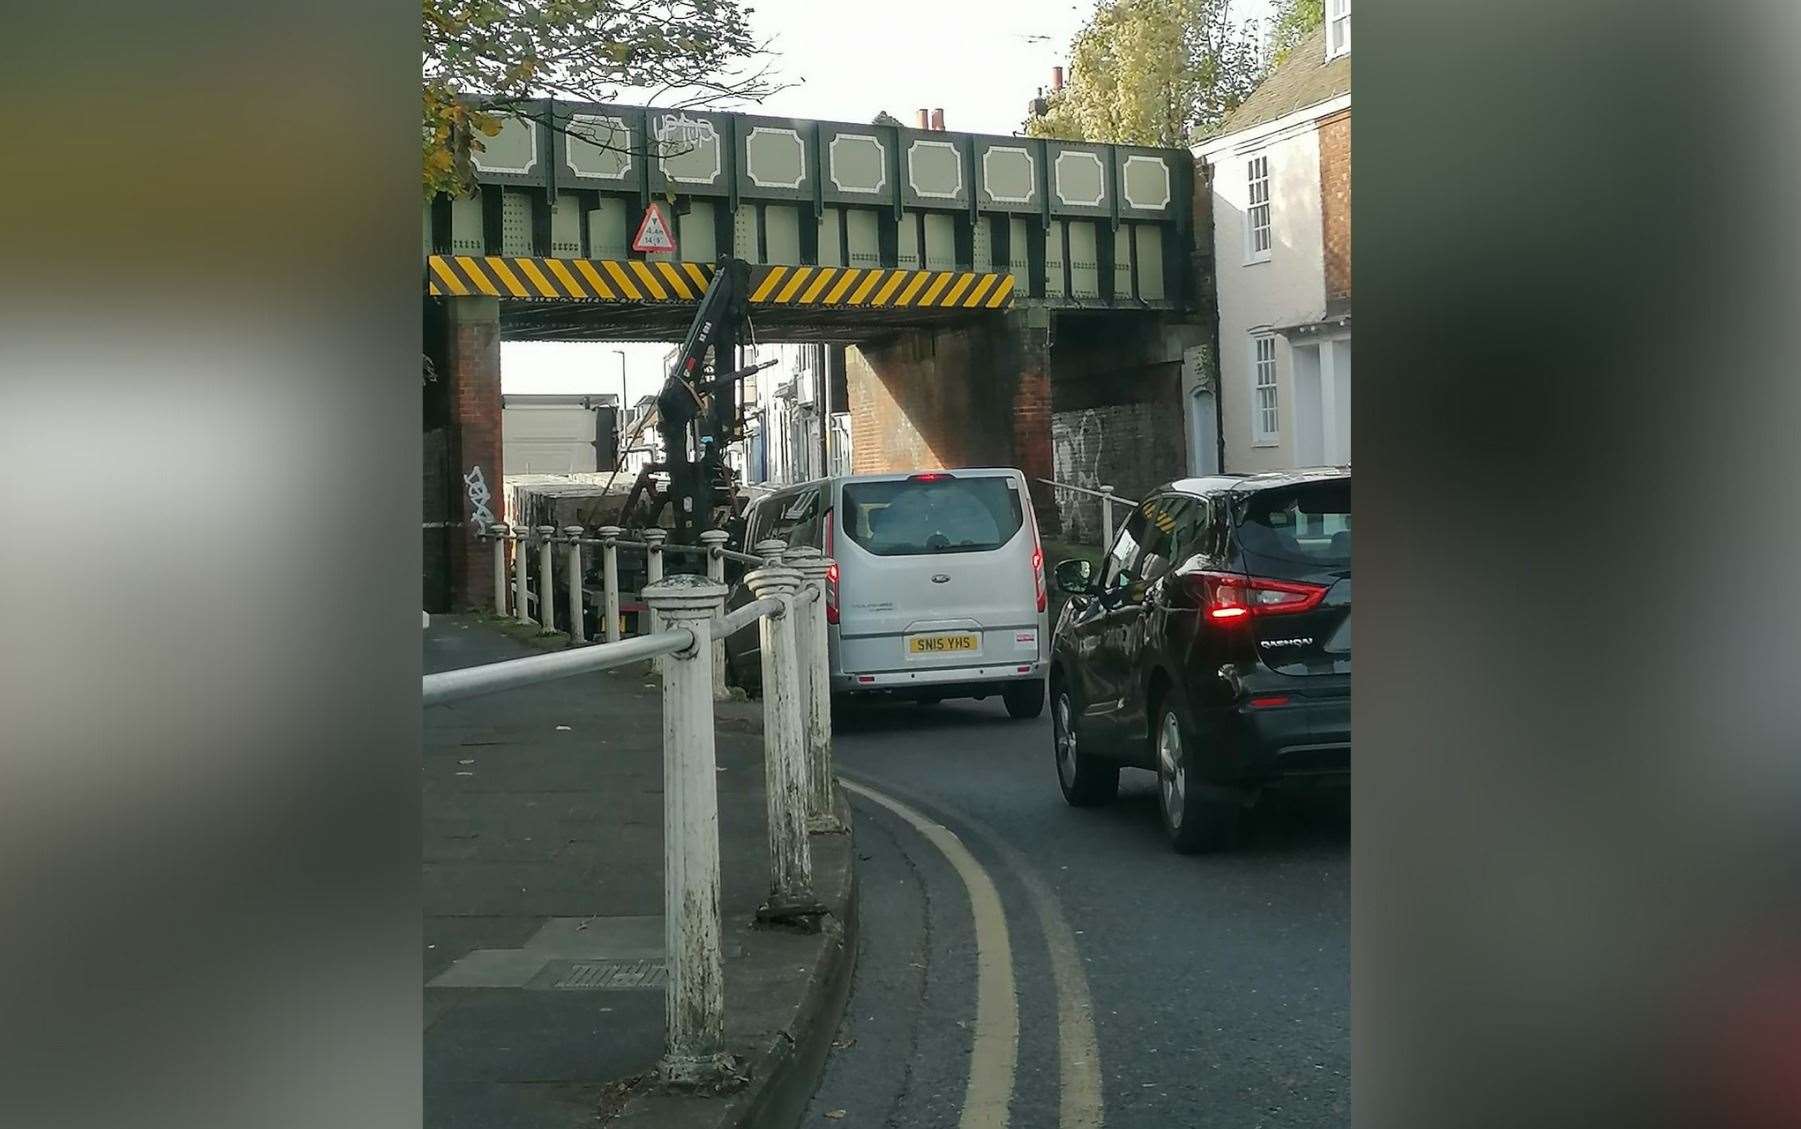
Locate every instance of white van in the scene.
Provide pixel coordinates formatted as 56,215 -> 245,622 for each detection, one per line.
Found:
722,468 -> 1048,718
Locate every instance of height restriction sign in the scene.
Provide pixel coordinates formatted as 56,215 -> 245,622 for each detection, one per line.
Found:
631,203 -> 676,254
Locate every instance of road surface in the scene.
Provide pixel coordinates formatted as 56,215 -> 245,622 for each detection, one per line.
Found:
801,694 -> 1350,1128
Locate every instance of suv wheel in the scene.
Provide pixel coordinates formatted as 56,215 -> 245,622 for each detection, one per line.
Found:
1154,697 -> 1239,853
1002,679 -> 1045,719
1053,681 -> 1118,806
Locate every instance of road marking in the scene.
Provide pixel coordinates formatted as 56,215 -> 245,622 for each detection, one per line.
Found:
843,775 -> 1107,1129
988,835 -> 1106,1129
840,778 -> 1018,1129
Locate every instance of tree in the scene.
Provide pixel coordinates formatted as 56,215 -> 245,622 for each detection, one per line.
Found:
1024,0 -> 1263,148
423,0 -> 780,199
1268,0 -> 1324,63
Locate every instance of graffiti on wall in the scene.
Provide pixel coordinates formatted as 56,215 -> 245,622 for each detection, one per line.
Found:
1050,401 -> 1187,544
1050,409 -> 1105,542
463,465 -> 496,529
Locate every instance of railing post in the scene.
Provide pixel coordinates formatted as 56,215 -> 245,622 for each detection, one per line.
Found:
1100,485 -> 1116,546
597,525 -> 623,642
641,576 -> 733,1087
512,525 -> 531,625
744,540 -> 821,923
644,529 -> 667,671
536,526 -> 557,631
488,523 -> 509,617
563,525 -> 585,644
699,530 -> 730,701
786,547 -> 841,833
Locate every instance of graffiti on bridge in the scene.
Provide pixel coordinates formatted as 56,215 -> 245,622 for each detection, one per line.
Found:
1051,409 -> 1105,542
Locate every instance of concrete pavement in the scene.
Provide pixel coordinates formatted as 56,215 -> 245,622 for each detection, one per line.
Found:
424,614 -> 855,1129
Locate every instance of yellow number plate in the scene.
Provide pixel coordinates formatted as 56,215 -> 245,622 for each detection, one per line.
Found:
907,632 -> 981,655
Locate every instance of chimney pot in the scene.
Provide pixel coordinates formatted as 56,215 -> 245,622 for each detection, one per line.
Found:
916,108 -> 929,129
930,107 -> 945,131
1052,65 -> 1065,91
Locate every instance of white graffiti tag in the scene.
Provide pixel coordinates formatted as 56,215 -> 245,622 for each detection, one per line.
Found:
463,465 -> 496,529
656,113 -> 714,148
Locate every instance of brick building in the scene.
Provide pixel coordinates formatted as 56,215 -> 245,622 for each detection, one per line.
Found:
1193,16 -> 1351,472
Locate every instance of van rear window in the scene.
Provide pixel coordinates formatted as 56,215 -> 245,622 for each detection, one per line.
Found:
841,476 -> 1024,556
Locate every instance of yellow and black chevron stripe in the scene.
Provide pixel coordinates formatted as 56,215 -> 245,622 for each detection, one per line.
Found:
429,255 -> 713,300
427,255 -> 1016,311
745,265 -> 1015,310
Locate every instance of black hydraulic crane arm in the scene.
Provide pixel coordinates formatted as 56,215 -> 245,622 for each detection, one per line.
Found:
651,257 -> 775,545
655,258 -> 743,431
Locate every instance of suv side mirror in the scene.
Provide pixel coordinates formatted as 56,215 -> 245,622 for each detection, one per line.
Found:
1054,557 -> 1095,595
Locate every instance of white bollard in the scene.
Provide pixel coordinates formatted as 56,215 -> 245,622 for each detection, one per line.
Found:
787,547 -> 841,833
699,530 -> 730,701
489,523 -> 509,617
563,525 -> 585,644
537,526 -> 557,632
1100,485 -> 1116,546
641,576 -> 733,1087
745,541 -> 820,922
597,525 -> 623,643
512,525 -> 531,625
644,529 -> 667,672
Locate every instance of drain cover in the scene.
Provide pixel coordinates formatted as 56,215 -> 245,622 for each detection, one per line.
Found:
541,959 -> 666,990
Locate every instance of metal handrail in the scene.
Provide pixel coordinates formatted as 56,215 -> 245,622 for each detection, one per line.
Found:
480,519 -> 823,646
425,582 -> 821,705
422,627 -> 695,707
568,537 -> 768,569
715,595 -> 783,639
717,546 -> 766,566
424,548 -> 844,1081
1036,477 -> 1139,507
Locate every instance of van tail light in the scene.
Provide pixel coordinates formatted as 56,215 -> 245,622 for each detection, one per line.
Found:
1187,571 -> 1327,624
823,508 -> 839,624
1031,535 -> 1046,614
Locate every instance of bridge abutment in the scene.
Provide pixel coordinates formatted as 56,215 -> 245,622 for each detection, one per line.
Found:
845,310 -> 1213,538
846,311 -> 1059,530
434,295 -> 503,610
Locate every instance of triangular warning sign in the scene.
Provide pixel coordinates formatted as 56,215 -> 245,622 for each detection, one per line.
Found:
631,203 -> 677,254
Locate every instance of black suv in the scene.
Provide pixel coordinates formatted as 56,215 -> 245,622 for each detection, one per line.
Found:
1048,469 -> 1350,852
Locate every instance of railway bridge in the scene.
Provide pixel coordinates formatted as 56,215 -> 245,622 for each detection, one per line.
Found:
425,100 -> 1216,607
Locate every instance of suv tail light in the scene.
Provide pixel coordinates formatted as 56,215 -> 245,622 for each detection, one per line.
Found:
1187,571 -> 1327,623
823,508 -> 839,624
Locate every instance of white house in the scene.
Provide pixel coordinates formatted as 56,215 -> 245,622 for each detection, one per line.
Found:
1193,13 -> 1351,472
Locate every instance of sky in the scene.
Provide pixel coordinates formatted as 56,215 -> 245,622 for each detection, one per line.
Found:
501,0 -> 1276,402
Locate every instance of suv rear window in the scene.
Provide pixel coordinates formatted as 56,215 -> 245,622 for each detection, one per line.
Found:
841,476 -> 1024,556
1232,480 -> 1351,575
